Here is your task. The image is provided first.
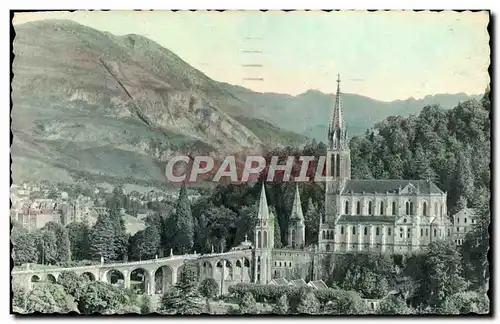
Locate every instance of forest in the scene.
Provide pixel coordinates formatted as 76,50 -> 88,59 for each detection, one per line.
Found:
11,92 -> 490,314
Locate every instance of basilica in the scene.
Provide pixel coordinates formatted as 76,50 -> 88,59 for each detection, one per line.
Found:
252,75 -> 455,283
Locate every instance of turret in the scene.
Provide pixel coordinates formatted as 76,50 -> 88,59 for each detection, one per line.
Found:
288,183 -> 305,248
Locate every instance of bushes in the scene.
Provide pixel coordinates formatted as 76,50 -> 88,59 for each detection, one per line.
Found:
228,283 -> 367,314
229,283 -> 302,303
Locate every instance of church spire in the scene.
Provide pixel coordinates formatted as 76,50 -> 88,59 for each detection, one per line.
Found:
328,74 -> 347,149
258,182 -> 269,220
291,183 -> 304,221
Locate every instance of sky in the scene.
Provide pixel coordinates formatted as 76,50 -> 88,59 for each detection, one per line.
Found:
13,10 -> 490,101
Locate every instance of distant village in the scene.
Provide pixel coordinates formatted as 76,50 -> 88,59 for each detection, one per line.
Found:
10,181 -> 203,234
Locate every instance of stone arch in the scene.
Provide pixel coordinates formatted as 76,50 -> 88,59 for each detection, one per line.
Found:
322,230 -> 326,239
257,230 -> 262,248
243,257 -> 250,268
225,260 -> 233,280
154,265 -> 173,295
263,231 -> 268,248
392,201 -> 397,215
380,201 -> 384,215
344,200 -> 349,214
405,201 -> 410,215
356,201 -> 361,215
105,269 -> 125,287
29,274 -> 41,289
201,261 -> 213,279
81,272 -> 96,281
46,274 -> 57,283
291,229 -> 296,247
130,267 -> 151,294
368,201 -> 373,215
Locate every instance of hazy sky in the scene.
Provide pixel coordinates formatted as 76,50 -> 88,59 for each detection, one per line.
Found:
13,11 -> 490,101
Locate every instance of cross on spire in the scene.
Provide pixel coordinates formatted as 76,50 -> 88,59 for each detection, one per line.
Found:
328,73 -> 346,148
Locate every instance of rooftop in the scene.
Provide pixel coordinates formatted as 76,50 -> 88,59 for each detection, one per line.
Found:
342,180 -> 444,195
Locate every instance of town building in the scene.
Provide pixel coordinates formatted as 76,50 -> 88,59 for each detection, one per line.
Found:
452,207 -> 478,245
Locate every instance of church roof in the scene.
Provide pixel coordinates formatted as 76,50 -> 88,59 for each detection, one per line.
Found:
337,215 -> 396,224
288,278 -> 308,287
342,180 -> 444,195
307,280 -> 328,290
290,184 -> 304,220
258,183 -> 270,220
269,278 -> 289,286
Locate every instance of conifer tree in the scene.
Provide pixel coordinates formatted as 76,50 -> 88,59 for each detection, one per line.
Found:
89,213 -> 117,261
42,221 -> 71,264
271,207 -> 282,248
66,222 -> 90,261
11,225 -> 38,265
304,198 -> 320,245
36,229 -> 58,265
160,263 -> 202,314
172,184 -> 194,254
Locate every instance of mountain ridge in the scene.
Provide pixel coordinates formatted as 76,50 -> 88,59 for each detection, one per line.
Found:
12,19 -> 481,188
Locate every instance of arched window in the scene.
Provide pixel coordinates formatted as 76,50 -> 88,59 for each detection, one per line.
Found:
322,231 -> 326,239
326,244 -> 331,251
410,202 -> 414,215
422,202 -> 427,216
340,226 -> 344,235
388,227 -> 392,236
291,229 -> 296,246
352,226 -> 356,235
326,231 -> 330,240
421,228 -> 423,237
435,202 -> 439,216
406,201 -> 410,215
392,202 -> 397,215
345,201 -> 349,215
263,231 -> 268,248
356,201 -> 361,215
257,231 -> 261,248
321,213 -> 326,223
368,201 -> 373,215
380,201 -> 384,215
364,227 -> 368,235
376,227 -> 380,235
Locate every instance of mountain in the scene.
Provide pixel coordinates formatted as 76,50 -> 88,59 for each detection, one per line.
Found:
219,83 -> 482,140
11,19 -> 306,187
11,19 -> 481,188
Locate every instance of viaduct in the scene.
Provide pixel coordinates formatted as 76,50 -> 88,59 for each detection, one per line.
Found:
11,249 -> 254,295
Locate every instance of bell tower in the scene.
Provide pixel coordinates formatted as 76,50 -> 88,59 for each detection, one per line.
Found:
320,74 -> 351,251
253,183 -> 274,283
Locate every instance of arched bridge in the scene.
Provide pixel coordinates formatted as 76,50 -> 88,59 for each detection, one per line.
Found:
12,249 -> 253,295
